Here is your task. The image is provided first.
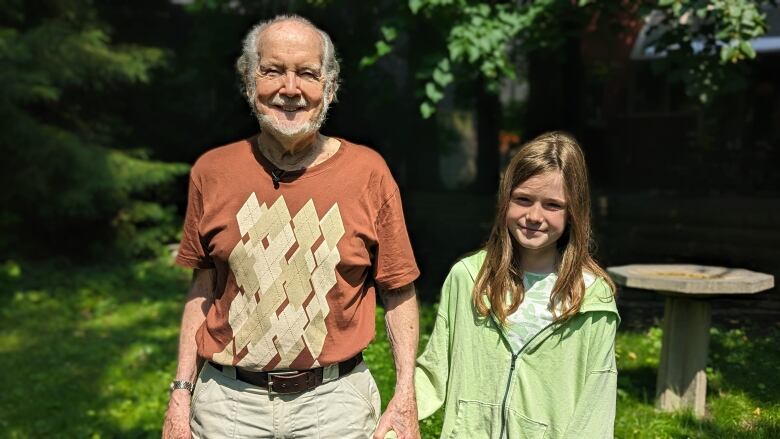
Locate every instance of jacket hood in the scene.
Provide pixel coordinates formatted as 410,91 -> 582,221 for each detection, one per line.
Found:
458,249 -> 620,321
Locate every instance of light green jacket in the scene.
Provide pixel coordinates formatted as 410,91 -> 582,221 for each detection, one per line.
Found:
415,251 -> 620,439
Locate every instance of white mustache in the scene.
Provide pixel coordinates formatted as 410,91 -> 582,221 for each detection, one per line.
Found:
270,94 -> 307,109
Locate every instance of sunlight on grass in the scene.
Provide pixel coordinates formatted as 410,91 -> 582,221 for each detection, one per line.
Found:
1,260 -> 779,438
613,324 -> 780,439
0,331 -> 22,353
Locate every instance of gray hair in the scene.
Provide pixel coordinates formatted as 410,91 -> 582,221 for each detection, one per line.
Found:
236,15 -> 341,107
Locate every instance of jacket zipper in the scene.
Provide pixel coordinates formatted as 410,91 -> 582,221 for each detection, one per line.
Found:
498,321 -> 557,439
499,352 -> 519,439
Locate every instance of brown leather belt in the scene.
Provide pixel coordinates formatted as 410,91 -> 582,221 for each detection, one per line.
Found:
209,352 -> 363,394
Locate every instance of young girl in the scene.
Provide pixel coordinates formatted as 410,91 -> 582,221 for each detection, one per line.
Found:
415,132 -> 619,439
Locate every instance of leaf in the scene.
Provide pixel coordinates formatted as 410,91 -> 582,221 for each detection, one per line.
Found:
425,82 -> 444,102
739,40 -> 756,59
432,60 -> 453,87
381,26 -> 397,42
359,55 -> 377,68
720,46 -> 732,63
741,9 -> 755,26
448,41 -> 464,60
420,101 -> 435,119
466,44 -> 479,63
375,40 -> 392,57
432,69 -> 453,87
409,0 -> 423,14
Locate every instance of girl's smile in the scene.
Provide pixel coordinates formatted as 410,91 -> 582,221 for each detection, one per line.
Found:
506,170 -> 568,271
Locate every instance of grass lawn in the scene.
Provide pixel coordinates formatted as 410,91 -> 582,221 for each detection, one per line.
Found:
1,258 -> 778,438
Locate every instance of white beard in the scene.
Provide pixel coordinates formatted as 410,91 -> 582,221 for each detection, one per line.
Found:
256,94 -> 330,141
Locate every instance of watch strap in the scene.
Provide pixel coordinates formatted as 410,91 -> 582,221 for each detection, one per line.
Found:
170,380 -> 194,394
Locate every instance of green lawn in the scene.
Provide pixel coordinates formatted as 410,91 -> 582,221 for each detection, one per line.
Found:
1,258 -> 778,438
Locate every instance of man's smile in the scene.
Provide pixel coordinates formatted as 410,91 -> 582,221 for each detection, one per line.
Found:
275,104 -> 304,112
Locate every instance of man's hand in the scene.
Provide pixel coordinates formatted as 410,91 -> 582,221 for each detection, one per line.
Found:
162,269 -> 213,439
373,388 -> 420,439
374,283 -> 420,439
162,391 -> 192,439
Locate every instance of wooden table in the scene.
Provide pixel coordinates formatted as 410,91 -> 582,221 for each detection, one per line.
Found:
607,264 -> 774,418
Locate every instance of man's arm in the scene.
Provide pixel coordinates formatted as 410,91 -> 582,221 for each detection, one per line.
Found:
162,268 -> 215,439
373,282 -> 420,439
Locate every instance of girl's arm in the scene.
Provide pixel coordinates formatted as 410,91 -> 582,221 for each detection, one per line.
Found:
414,262 -> 465,419
414,312 -> 449,419
560,311 -> 619,438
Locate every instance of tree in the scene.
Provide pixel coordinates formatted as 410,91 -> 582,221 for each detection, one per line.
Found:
643,0 -> 778,103
395,0 -> 776,113
0,0 -> 188,257
359,0 -> 777,190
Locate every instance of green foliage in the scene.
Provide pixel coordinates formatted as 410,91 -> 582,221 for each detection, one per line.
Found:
646,0 -> 777,103
360,25 -> 399,68
0,0 -> 188,257
112,201 -> 182,259
365,0 -> 776,117
0,260 -> 22,279
406,0 -> 556,118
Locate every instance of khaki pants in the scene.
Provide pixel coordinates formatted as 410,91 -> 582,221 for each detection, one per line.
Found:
190,361 -> 381,438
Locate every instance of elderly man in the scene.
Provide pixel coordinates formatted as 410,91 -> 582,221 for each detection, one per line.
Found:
162,15 -> 420,439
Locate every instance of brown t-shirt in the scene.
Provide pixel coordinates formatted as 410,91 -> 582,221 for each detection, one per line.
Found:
176,136 -> 419,371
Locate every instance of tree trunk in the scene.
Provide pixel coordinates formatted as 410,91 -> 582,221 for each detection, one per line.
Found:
472,75 -> 501,193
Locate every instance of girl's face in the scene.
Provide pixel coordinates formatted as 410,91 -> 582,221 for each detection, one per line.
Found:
506,170 -> 568,256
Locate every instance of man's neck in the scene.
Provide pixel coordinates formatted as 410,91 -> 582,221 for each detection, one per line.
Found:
258,131 -> 321,170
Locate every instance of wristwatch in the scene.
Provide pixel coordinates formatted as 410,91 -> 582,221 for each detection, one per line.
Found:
169,380 -> 194,394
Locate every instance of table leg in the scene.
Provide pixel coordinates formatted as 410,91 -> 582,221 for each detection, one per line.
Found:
655,296 -> 711,418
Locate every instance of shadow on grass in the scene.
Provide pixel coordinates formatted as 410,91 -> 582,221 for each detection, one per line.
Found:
701,421 -> 780,439
615,325 -> 780,439
0,259 -> 189,437
616,320 -> 780,405
667,411 -> 780,439
708,327 -> 780,405
618,365 -> 657,404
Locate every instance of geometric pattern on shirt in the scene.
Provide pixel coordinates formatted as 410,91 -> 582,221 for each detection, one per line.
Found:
212,193 -> 345,370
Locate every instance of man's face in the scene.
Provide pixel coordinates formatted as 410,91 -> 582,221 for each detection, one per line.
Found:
253,21 -> 330,140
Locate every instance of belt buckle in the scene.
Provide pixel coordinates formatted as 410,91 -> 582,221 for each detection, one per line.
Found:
267,370 -> 299,394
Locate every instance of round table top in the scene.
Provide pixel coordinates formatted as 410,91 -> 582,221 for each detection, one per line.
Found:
607,264 -> 775,295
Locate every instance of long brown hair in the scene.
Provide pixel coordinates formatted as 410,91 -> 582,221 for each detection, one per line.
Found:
473,131 -> 615,324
